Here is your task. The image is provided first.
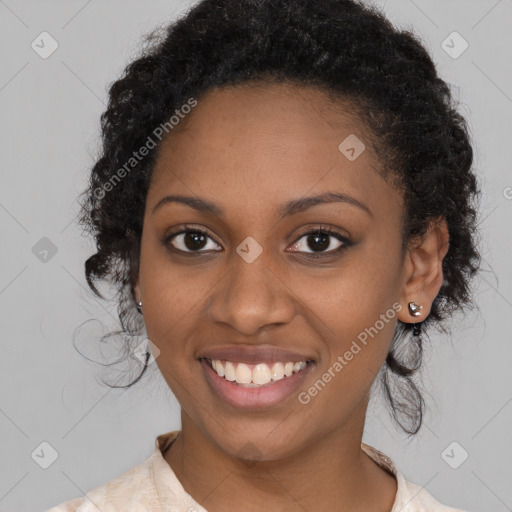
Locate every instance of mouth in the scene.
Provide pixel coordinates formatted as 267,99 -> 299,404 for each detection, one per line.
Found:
199,356 -> 316,410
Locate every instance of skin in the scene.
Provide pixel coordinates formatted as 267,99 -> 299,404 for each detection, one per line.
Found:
134,82 -> 449,512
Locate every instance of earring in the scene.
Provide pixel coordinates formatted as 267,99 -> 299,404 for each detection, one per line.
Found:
408,301 -> 423,317
408,301 -> 423,337
136,300 -> 143,314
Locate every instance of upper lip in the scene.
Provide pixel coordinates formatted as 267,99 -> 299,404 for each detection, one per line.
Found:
197,344 -> 316,364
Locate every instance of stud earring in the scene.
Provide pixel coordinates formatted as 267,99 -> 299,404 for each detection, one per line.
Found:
136,300 -> 143,314
408,301 -> 423,317
408,301 -> 423,337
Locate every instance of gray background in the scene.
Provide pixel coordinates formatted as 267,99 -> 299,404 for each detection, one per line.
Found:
0,1 -> 511,511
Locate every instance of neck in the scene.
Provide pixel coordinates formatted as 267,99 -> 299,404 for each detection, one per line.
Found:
164,408 -> 397,512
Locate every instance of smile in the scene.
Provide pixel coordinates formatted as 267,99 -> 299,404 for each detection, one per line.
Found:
199,357 -> 315,409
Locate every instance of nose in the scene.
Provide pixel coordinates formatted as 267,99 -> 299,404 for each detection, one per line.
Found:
207,250 -> 296,335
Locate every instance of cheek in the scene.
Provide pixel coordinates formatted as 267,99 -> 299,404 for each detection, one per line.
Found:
137,245 -> 210,364
309,240 -> 401,312
298,238 -> 403,367
139,260 -> 209,409
294,265 -> 401,426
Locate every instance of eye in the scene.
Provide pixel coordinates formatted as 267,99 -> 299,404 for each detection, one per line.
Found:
163,226 -> 222,254
287,225 -> 352,257
162,224 -> 352,258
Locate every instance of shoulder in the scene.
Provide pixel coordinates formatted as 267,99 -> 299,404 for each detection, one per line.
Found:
45,430 -> 193,512
45,455 -> 157,512
361,442 -> 468,512
399,479 -> 467,512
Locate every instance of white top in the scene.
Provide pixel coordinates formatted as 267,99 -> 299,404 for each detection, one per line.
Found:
46,430 -> 466,512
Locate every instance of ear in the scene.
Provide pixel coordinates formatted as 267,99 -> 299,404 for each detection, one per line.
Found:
397,216 -> 450,324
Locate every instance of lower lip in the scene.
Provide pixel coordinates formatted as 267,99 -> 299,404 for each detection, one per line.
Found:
200,358 -> 315,410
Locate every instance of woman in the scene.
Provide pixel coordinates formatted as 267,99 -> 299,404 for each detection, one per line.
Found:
48,0 -> 480,510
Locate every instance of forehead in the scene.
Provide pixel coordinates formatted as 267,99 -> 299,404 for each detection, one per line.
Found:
148,83 -> 401,221
159,82 -> 372,157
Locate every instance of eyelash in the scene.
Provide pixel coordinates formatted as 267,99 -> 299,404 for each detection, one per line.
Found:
162,224 -> 353,259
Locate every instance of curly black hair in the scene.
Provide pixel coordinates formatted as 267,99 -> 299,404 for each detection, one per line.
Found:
77,0 -> 482,436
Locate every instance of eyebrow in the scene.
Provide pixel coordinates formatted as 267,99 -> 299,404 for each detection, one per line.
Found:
151,191 -> 372,218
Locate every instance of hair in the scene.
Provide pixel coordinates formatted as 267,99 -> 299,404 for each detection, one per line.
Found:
76,0 -> 481,436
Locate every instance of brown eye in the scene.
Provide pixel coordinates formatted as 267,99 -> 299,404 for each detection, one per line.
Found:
288,227 -> 352,256
164,228 -> 222,254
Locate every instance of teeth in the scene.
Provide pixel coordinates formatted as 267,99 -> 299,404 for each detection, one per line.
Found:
214,359 -> 225,377
225,361 -> 236,381
208,359 -> 308,385
235,363 -> 252,384
271,362 -> 285,380
253,363 -> 272,385
284,362 -> 294,377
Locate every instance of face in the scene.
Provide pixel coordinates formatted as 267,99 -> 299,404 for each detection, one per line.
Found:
135,83 -> 419,461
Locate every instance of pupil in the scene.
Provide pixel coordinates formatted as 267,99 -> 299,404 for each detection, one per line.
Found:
185,231 -> 207,250
308,232 -> 329,252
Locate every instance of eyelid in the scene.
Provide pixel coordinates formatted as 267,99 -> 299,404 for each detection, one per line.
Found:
290,224 -> 350,243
